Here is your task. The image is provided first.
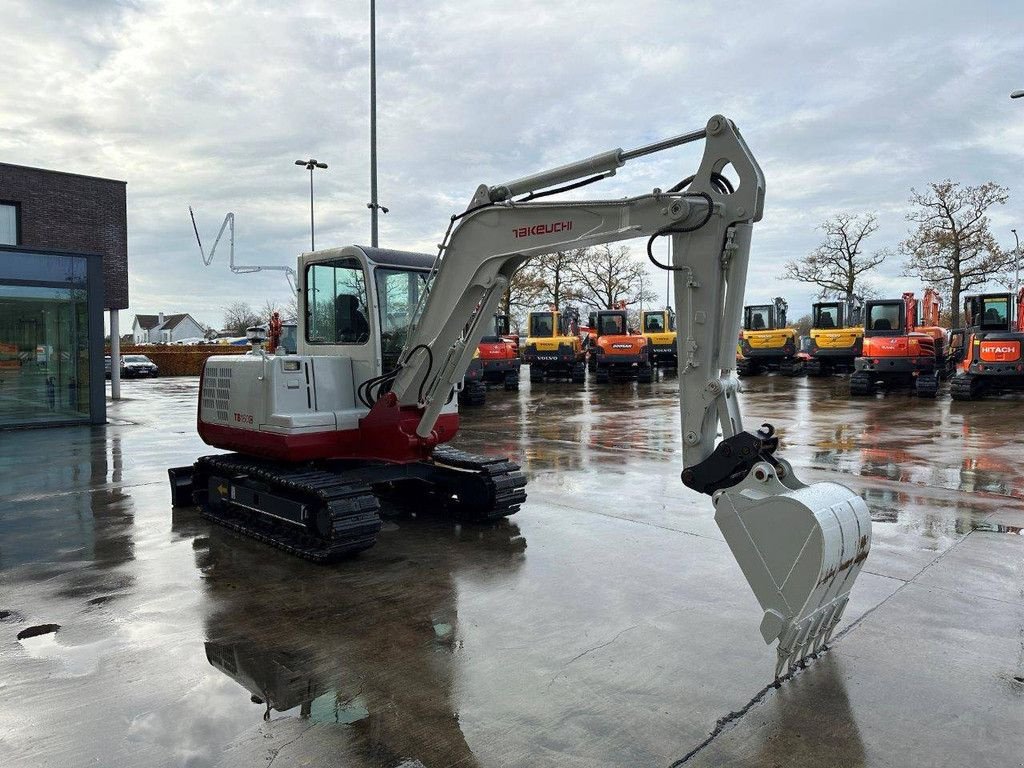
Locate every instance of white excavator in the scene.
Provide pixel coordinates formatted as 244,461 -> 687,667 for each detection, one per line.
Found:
170,116 -> 871,679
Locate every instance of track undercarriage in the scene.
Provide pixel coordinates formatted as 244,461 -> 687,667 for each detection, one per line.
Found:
169,446 -> 527,562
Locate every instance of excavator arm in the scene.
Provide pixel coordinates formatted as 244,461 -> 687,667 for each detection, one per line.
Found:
376,115 -> 871,678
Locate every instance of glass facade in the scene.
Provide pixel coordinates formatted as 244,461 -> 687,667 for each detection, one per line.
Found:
0,247 -> 103,427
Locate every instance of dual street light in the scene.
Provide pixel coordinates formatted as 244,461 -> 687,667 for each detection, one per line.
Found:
295,159 -> 328,251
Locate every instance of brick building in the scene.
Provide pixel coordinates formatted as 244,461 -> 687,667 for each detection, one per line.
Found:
0,163 -> 129,427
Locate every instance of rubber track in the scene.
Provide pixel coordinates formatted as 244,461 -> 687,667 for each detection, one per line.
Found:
915,373 -> 939,398
196,454 -> 382,562
431,445 -> 528,521
950,375 -> 977,401
849,372 -> 874,396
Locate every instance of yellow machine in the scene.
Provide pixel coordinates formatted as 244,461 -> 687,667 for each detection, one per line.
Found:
641,308 -> 677,368
805,300 -> 863,376
737,297 -> 798,376
522,309 -> 586,383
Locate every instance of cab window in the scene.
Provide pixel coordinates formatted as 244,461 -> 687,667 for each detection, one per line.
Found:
745,305 -> 771,331
980,297 -> 1009,330
644,313 -> 664,333
867,303 -> 901,332
375,267 -> 429,369
599,314 -> 625,335
306,258 -> 370,344
815,305 -> 839,329
529,313 -> 554,337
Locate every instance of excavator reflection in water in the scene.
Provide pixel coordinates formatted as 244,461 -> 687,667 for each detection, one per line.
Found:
186,506 -> 526,766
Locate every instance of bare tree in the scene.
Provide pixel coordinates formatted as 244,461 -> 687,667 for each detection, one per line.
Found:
499,265 -> 545,331
520,249 -> 585,310
568,245 -> 657,311
784,213 -> 889,303
283,292 -> 299,321
900,180 -> 1010,327
792,313 -> 813,335
222,301 -> 263,334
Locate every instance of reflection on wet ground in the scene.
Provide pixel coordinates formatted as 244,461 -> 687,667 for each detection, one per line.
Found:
0,374 -> 1021,767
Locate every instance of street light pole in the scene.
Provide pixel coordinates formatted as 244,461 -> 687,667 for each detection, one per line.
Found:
366,0 -> 388,246
1012,228 -> 1020,298
295,158 -> 328,251
1011,90 -> 1024,99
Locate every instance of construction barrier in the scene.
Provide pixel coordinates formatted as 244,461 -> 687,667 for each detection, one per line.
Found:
110,345 -> 249,376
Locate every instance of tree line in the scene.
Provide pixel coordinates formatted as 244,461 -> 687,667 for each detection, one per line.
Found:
500,245 -> 658,329
784,180 -> 1013,328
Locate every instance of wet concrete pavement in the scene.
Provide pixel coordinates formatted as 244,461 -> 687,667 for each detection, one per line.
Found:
0,373 -> 1021,767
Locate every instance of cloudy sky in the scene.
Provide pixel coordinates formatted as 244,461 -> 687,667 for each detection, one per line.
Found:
2,0 -> 1022,329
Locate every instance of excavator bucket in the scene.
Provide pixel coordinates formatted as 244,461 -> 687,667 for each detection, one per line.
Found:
714,474 -> 871,679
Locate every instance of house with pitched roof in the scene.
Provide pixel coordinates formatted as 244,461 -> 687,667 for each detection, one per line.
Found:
132,312 -> 206,344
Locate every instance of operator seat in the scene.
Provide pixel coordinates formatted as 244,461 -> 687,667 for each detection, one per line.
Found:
984,308 -> 1003,326
873,318 -> 892,331
751,313 -> 766,330
819,315 -> 835,328
335,295 -> 369,343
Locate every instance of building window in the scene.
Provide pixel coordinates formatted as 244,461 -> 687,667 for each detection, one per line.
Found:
0,203 -> 19,245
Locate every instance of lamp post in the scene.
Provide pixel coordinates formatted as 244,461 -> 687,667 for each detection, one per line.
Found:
366,0 -> 388,246
295,158 -> 327,251
1012,228 -> 1020,298
1011,90 -> 1024,99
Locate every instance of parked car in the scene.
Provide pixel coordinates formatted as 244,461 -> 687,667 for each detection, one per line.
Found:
121,354 -> 159,378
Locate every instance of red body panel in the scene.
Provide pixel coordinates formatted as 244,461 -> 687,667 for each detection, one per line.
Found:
862,334 -> 935,360
478,340 -> 517,361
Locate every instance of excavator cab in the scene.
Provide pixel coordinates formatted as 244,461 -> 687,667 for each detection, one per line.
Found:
951,291 -> 1024,400
641,308 -> 678,367
737,298 -> 798,376
523,309 -> 586,384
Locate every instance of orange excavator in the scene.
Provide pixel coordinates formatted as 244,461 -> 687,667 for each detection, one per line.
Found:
850,289 -> 948,398
950,289 -> 1024,400
587,306 -> 653,383
476,313 -> 521,391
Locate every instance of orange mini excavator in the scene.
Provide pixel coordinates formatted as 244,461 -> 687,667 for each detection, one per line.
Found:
850,289 -> 949,398
476,313 -> 521,391
587,306 -> 653,383
950,289 -> 1024,400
